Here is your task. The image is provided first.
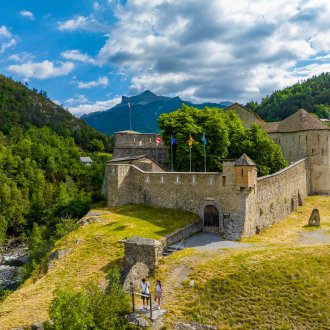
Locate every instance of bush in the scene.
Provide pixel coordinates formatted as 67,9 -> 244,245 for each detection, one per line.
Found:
48,268 -> 132,330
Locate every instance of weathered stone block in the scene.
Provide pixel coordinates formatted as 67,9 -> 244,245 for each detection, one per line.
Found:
308,208 -> 320,226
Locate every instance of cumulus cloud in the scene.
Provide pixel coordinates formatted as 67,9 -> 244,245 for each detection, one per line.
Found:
7,60 -> 75,79
67,96 -> 122,116
95,0 -> 330,103
60,49 -> 96,64
65,94 -> 89,104
57,15 -> 109,33
19,10 -> 35,20
77,76 -> 109,88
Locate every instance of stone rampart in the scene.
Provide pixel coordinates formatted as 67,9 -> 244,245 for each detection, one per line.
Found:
106,162 -> 250,240
255,158 -> 310,232
160,219 -> 203,247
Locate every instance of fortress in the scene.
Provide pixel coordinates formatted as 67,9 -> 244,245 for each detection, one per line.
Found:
103,105 -> 330,240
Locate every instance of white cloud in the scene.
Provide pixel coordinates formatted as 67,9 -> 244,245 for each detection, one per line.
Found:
95,0 -> 330,103
0,26 -> 16,54
8,52 -> 35,62
0,25 -> 12,38
60,49 -> 96,64
1,39 -> 16,54
57,15 -> 109,33
65,94 -> 89,104
19,10 -> 35,20
67,96 -> 122,116
77,76 -> 109,88
7,60 -> 75,79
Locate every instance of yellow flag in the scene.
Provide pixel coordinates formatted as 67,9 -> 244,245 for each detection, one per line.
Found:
189,134 -> 194,146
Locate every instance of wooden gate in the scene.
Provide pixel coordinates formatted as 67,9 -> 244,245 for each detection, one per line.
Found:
204,205 -> 219,232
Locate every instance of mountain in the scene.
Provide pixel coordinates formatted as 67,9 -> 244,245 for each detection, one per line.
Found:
82,90 -> 231,134
246,72 -> 330,122
0,74 -> 109,150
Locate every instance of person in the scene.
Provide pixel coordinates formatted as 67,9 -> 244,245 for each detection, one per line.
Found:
140,278 -> 150,309
154,279 -> 162,310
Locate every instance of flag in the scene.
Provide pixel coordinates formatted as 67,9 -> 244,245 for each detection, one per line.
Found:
128,102 -> 131,109
156,136 -> 161,145
189,134 -> 194,147
171,135 -> 177,145
201,132 -> 207,145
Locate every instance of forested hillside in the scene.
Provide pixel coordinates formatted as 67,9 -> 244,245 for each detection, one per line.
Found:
246,73 -> 330,121
0,76 -> 111,278
0,75 -> 110,150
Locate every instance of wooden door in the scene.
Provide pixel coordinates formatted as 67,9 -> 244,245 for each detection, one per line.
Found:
204,205 -> 219,232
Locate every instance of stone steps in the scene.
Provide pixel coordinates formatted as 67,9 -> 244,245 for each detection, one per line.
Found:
162,245 -> 184,256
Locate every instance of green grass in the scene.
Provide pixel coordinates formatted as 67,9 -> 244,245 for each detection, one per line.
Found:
0,204 -> 198,330
163,246 -> 330,329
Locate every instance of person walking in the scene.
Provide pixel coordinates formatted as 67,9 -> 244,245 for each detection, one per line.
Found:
140,278 -> 150,309
154,279 -> 162,310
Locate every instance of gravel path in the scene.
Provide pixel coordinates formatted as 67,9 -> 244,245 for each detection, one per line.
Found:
170,232 -> 253,251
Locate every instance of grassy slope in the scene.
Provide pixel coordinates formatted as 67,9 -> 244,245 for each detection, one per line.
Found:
152,196 -> 330,329
0,204 -> 198,329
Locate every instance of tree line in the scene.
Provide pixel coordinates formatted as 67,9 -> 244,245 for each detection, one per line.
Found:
246,73 -> 330,121
158,105 -> 287,176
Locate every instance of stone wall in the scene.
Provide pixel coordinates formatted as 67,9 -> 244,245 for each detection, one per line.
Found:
160,219 -> 203,247
268,130 -> 330,194
112,131 -> 169,168
106,161 -> 255,240
253,158 -> 310,233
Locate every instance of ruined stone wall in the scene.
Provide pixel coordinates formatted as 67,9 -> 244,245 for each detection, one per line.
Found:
254,158 -> 310,233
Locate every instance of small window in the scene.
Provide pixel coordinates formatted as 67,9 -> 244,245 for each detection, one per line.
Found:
133,137 -> 136,142
306,135 -> 308,141
222,176 -> 226,187
139,140 -> 143,146
241,168 -> 244,177
312,148 -> 314,155
160,175 -> 164,183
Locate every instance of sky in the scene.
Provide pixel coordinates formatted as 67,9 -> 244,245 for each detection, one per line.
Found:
1,0 -> 330,117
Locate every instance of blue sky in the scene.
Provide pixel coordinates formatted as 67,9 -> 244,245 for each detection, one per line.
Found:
1,0 -> 330,116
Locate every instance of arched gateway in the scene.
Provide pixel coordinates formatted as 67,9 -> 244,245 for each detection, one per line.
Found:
203,205 -> 219,232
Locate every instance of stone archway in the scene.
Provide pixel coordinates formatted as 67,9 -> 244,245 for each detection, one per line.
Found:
204,205 -> 219,232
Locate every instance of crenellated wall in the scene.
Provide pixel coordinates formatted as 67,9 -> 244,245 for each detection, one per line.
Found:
104,156 -> 313,240
106,161 -> 254,240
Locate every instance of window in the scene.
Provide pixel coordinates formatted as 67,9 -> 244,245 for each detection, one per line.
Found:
241,168 -> 244,177
222,176 -> 226,187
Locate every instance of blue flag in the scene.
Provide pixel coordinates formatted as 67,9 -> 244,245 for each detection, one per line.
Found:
201,132 -> 207,145
171,135 -> 177,145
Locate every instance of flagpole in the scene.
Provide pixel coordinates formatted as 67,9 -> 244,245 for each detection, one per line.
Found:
190,146 -> 192,172
204,143 -> 206,172
129,108 -> 132,131
171,139 -> 174,172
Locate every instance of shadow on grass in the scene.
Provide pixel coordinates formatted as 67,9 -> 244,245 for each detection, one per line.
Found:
113,225 -> 128,231
101,257 -> 123,274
